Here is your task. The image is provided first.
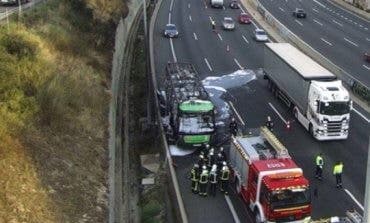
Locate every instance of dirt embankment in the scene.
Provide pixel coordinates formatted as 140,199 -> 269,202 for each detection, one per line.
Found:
0,0 -> 127,222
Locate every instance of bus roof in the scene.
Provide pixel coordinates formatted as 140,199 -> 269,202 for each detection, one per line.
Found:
265,43 -> 336,80
179,100 -> 214,113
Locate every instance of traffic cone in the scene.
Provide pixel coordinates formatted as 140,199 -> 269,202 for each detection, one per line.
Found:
286,120 -> 291,130
226,45 -> 230,52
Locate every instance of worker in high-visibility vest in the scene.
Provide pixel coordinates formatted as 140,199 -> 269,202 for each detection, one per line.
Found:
190,164 -> 200,194
315,153 -> 324,180
211,20 -> 216,30
220,162 -> 230,195
209,165 -> 218,197
333,161 -> 344,188
199,166 -> 209,196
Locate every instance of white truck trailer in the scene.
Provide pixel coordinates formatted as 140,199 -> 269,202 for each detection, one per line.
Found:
210,0 -> 224,8
264,43 -> 352,140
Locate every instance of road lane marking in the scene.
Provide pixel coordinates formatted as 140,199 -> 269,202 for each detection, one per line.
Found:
367,38 -> 370,41
239,4 -> 245,13
168,13 -> 171,23
204,58 -> 213,71
223,5 -> 226,10
279,7 -> 285,12
344,189 -> 364,211
353,108 -> 370,123
224,195 -> 241,223
189,15 -> 192,22
312,8 -> 319,13
229,101 -> 246,126
343,37 -> 358,47
344,17 -> 348,20
348,19 -> 352,22
313,0 -> 326,8
193,32 -> 198,40
217,33 -> 223,41
242,35 -> 249,44
364,27 -> 368,30
170,0 -> 174,11
362,65 -> 370,71
188,3 -> 190,8
209,16 -> 213,23
353,22 -> 357,25
320,38 -> 333,46
169,39 -> 177,62
233,58 -> 244,69
332,19 -> 343,27
313,19 -> 323,26
295,19 -> 303,26
268,102 -> 288,124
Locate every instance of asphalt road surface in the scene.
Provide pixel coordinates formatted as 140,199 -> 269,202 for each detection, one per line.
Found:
259,0 -> 370,87
153,0 -> 370,221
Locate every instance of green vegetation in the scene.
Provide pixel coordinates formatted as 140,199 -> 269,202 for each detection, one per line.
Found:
0,0 -> 127,222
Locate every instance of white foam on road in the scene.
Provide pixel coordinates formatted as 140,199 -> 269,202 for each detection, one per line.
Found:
169,145 -> 196,156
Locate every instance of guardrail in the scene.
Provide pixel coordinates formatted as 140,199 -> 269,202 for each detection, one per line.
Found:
149,0 -> 188,222
0,0 -> 45,21
250,0 -> 370,105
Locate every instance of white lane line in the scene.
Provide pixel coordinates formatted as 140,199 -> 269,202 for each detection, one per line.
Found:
217,33 -> 223,41
224,195 -> 241,223
344,17 -> 348,20
312,8 -> 319,13
353,108 -> 370,123
295,19 -> 303,26
169,39 -> 177,62
364,27 -> 368,30
170,0 -> 174,11
344,189 -> 364,211
279,7 -> 285,12
168,13 -> 171,23
251,20 -> 258,29
233,58 -> 244,69
313,19 -> 323,26
193,32 -> 198,40
348,19 -> 353,22
223,5 -> 226,10
362,65 -> 370,71
332,19 -> 343,27
367,38 -> 370,41
242,35 -> 249,44
354,22 -> 358,25
343,37 -> 358,47
229,101 -> 246,126
313,0 -> 326,8
204,58 -> 213,71
189,15 -> 192,22
268,103 -> 288,124
320,38 -> 333,46
209,16 -> 213,23
239,4 -> 245,13
188,3 -> 190,8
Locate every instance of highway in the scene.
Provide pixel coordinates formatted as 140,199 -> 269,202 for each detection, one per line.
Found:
153,0 -> 370,221
258,0 -> 370,87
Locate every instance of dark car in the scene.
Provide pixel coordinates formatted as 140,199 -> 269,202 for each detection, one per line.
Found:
239,12 -> 251,24
164,24 -> 179,38
229,0 -> 239,9
365,53 -> 370,63
293,8 -> 307,18
0,0 -> 29,6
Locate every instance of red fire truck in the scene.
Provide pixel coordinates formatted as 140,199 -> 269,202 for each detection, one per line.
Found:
229,127 -> 311,223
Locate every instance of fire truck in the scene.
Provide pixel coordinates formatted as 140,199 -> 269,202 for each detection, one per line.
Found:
229,127 -> 311,223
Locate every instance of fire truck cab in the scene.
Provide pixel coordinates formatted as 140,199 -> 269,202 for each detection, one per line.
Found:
229,127 -> 311,223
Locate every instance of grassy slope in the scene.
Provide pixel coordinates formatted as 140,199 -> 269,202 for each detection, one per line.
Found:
0,0 -> 126,222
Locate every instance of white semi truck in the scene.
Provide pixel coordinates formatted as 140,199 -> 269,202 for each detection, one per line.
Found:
210,0 -> 223,8
264,43 -> 352,140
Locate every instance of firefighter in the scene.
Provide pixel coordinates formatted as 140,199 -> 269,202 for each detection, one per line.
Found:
190,164 -> 200,193
203,144 -> 210,157
333,161 -> 344,188
199,166 -> 209,196
266,116 -> 274,131
220,162 -> 230,195
229,117 -> 238,137
219,146 -> 227,161
315,153 -> 324,180
207,148 -> 215,169
209,165 -> 218,197
198,154 -> 206,167
211,20 -> 216,30
216,153 -> 224,174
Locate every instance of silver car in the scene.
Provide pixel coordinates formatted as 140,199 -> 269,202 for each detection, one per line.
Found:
254,28 -> 268,42
222,17 -> 235,30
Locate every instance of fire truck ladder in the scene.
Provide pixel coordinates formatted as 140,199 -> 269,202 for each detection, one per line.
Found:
260,126 -> 290,159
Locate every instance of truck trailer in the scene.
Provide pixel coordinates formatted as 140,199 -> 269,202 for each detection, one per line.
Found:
210,0 -> 224,8
162,63 -> 216,147
230,127 -> 311,223
264,43 -> 351,140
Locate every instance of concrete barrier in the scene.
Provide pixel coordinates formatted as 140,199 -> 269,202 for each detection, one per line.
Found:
149,0 -> 189,222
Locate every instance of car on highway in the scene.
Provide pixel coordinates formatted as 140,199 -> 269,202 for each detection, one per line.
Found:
293,8 -> 307,18
365,52 -> 370,63
229,0 -> 239,9
0,0 -> 29,6
238,12 -> 251,24
222,17 -> 235,30
254,28 -> 268,42
163,24 -> 179,38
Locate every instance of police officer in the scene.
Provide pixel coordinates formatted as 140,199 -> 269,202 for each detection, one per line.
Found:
209,165 -> 218,197
190,164 -> 200,193
333,161 -> 344,188
315,153 -> 324,180
220,162 -> 230,195
229,117 -> 238,137
266,116 -> 274,131
199,166 -> 209,196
